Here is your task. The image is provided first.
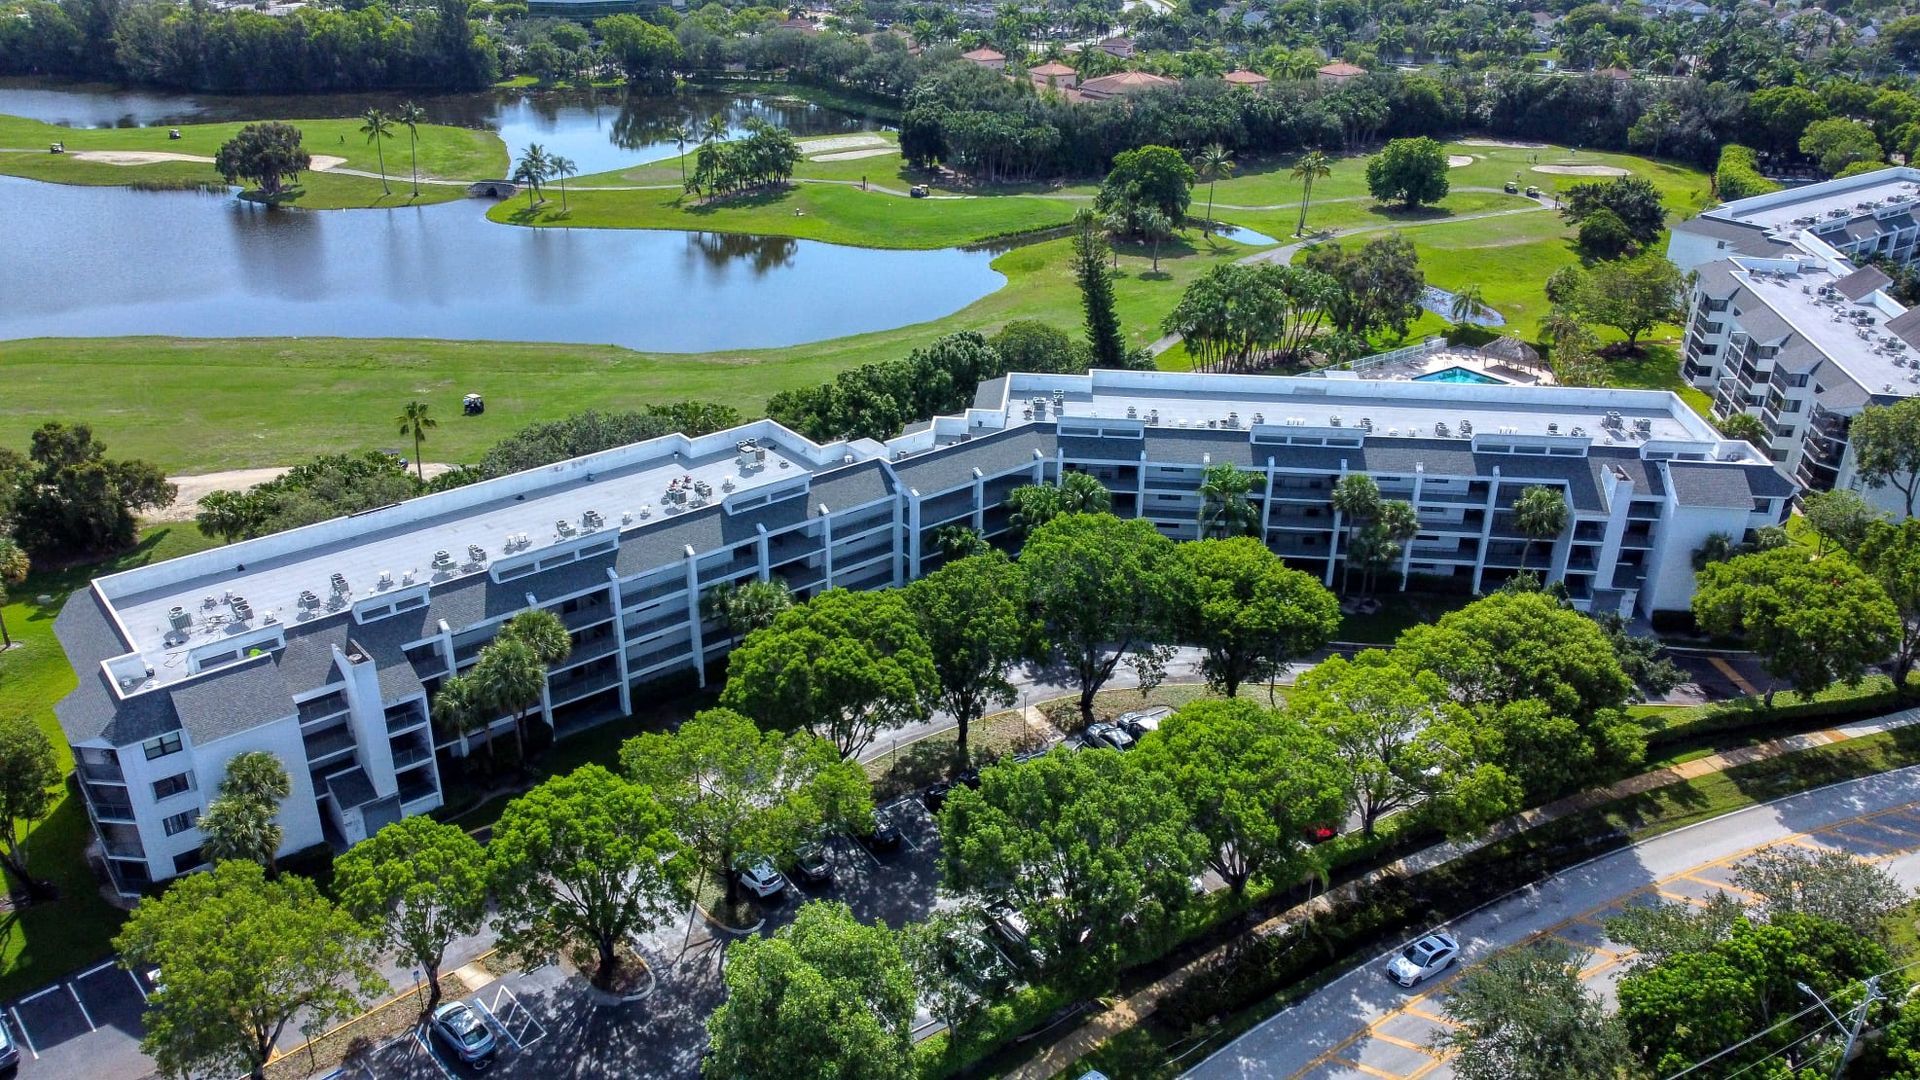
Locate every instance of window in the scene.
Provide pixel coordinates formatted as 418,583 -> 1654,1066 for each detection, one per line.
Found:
162,809 -> 199,836
172,848 -> 206,875
152,773 -> 192,800
143,732 -> 183,760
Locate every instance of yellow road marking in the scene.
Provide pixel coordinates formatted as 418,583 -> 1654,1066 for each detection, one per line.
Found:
1369,1031 -> 1445,1057
1708,656 -> 1759,696
1328,1057 -> 1408,1080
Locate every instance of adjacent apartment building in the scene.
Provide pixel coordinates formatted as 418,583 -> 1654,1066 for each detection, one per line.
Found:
56,370 -> 1789,892
1668,167 -> 1920,513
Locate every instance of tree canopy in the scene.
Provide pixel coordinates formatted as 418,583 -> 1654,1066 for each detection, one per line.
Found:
115,861 -> 386,1080
1693,547 -> 1900,703
906,551 -> 1031,760
1095,144 -> 1196,224
1166,537 -> 1339,699
213,122 -> 311,197
1438,941 -> 1626,1080
332,816 -> 490,1011
1850,397 -> 1920,516
1019,513 -> 1176,722
1365,136 -> 1450,207
0,710 -> 60,897
5,421 -> 174,557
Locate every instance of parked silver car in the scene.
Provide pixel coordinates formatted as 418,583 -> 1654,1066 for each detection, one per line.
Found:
428,1000 -> 497,1068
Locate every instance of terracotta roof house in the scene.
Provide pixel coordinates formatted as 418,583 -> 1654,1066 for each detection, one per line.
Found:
1316,61 -> 1367,84
1029,61 -> 1079,89
1222,69 -> 1270,87
1097,35 -> 1136,58
1076,70 -> 1179,100
963,47 -> 1007,70
1596,66 -> 1634,81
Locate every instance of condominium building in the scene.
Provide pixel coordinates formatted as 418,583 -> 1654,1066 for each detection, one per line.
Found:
56,369 -> 1788,893
1669,168 -> 1920,512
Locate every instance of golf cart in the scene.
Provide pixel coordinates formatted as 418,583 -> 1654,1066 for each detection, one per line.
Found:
463,393 -> 485,416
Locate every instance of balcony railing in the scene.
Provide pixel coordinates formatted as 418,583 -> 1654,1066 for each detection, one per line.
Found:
77,759 -> 126,785
89,798 -> 137,823
391,743 -> 433,770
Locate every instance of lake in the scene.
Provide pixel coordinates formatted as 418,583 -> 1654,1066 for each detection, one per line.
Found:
0,83 -> 1007,352
0,176 -> 1004,351
0,79 -> 886,175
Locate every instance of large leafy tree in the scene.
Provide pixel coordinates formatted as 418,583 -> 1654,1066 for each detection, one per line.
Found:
1095,144 -> 1196,223
706,901 -> 916,1080
621,709 -> 870,905
213,121 -> 311,197
0,710 -> 61,898
1364,136 -> 1450,208
1019,514 -> 1175,723
1802,488 -> 1882,556
1437,941 -> 1627,1080
1850,397 -> 1920,515
333,816 -> 489,1012
1131,700 -> 1347,894
1301,234 -> 1425,340
1562,253 -> 1685,349
114,861 -> 386,1080
906,552 -> 1030,761
596,13 -> 681,82
1166,537 -> 1339,699
1730,847 -> 1911,945
1557,176 -> 1667,244
7,421 -> 175,558
938,749 -> 1206,980
488,765 -> 693,986
1693,547 -> 1900,704
0,536 -> 25,650
719,588 -> 937,759
1395,590 -> 1643,795
1860,519 -> 1920,688
1800,116 -> 1882,176
1286,651 -> 1516,837
1005,472 -> 1112,538
1617,914 -> 1889,1078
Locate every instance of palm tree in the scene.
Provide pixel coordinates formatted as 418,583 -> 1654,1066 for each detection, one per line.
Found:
512,157 -> 542,207
360,107 -> 395,196
1101,208 -> 1130,269
514,144 -> 551,206
1330,473 -> 1381,594
396,101 -> 428,197
395,401 -> 436,481
549,155 -> 577,212
1512,485 -> 1569,574
0,537 -> 28,650
200,795 -> 283,871
702,113 -> 729,146
1192,143 -> 1236,232
431,674 -> 492,767
1138,207 -> 1172,272
670,121 -> 694,188
472,638 -> 548,768
1197,463 -> 1259,538
1448,284 -> 1487,330
500,608 -> 573,668
1359,501 -> 1419,595
219,751 -> 290,806
1290,150 -> 1333,237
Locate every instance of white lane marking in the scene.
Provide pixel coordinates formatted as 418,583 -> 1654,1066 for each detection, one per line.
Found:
8,1009 -> 37,1059
67,983 -> 96,1031
129,968 -> 149,1003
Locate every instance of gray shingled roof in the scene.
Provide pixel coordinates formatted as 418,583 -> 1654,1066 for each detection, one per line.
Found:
1836,265 -> 1894,301
325,766 -> 378,808
971,376 -> 1009,411
1740,463 -> 1797,498
1675,218 -> 1793,257
1886,307 -> 1920,350
50,589 -> 188,748
168,658 -> 294,745
890,427 -> 1054,494
1730,303 -> 1792,343
1665,462 -> 1756,509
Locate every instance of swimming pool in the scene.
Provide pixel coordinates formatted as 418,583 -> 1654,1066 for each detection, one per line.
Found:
1414,366 -> 1505,384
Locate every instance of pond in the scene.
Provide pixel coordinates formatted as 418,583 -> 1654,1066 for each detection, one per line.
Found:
0,176 -> 1005,352
0,79 -> 886,175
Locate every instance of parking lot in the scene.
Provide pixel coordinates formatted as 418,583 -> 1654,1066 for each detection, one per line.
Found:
5,959 -> 155,1079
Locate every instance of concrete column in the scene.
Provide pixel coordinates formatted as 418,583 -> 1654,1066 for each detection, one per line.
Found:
682,546 -> 705,688
606,568 -> 632,715
1401,464 -> 1424,591
820,506 -> 835,590
1471,468 -> 1501,594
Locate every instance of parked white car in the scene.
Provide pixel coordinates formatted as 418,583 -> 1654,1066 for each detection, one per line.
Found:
1083,722 -> 1135,752
736,858 -> 789,899
1386,931 -> 1460,986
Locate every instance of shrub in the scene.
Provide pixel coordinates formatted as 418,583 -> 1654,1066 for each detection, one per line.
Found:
1714,144 -> 1779,201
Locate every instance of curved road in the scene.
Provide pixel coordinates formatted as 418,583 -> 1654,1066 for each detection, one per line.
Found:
1185,765 -> 1920,1080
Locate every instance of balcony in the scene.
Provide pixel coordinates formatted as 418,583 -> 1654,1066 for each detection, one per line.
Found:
89,797 -> 137,823
557,602 -> 615,632
390,741 -> 433,770
77,758 -> 126,785
399,776 -> 440,807
304,723 -> 357,763
386,704 -> 428,735
297,692 -> 350,726
100,828 -> 145,860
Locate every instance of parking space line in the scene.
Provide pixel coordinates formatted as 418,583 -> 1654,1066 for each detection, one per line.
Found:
17,985 -> 60,1005
75,960 -> 118,979
1407,1057 -> 1451,1080
414,1025 -> 458,1080
1654,889 -> 1708,907
129,967 -> 149,1003
67,982 -> 97,1031
482,985 -> 547,1050
8,1009 -> 37,1060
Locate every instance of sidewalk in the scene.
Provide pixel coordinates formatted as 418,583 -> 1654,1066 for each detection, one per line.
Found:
1003,705 -> 1920,1079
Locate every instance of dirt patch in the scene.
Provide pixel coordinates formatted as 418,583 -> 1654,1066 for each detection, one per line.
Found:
1461,138 -> 1548,149
307,154 -> 347,171
801,134 -> 890,155
152,463 -> 453,523
1531,163 -> 1629,176
811,147 -> 897,162
1447,155 -> 1473,168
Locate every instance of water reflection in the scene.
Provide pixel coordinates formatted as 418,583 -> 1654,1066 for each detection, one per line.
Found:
0,176 -> 1003,351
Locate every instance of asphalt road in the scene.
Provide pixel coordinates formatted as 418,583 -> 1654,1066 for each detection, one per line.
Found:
1184,765 -> 1920,1080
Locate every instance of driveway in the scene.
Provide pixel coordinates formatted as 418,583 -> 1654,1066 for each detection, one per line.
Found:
1184,766 -> 1920,1080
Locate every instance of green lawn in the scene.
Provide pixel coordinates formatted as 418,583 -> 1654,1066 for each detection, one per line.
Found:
0,229 -> 1252,472
0,113 -> 508,210
0,525 -> 222,998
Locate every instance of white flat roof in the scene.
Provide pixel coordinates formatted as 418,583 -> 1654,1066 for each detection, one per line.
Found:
1704,168 -> 1920,233
1730,259 -> 1913,396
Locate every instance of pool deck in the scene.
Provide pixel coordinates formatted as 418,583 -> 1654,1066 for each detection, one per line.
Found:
1355,349 -> 1554,386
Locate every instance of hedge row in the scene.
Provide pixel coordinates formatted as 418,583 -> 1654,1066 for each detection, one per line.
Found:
1715,144 -> 1780,201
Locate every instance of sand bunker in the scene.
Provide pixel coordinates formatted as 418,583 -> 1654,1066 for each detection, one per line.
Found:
1531,163 -> 1629,176
802,134 -> 890,155
69,150 -> 347,171
811,147 -> 896,162
153,463 -> 452,522
1447,155 -> 1473,168
1462,138 -> 1548,149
